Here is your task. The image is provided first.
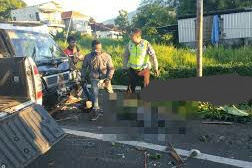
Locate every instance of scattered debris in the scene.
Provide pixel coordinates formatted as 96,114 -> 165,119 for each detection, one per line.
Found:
111,142 -> 120,147
61,106 -> 68,111
218,105 -> 249,117
48,161 -> 55,166
149,153 -> 161,160
218,136 -> 225,142
66,96 -> 82,105
135,146 -> 146,151
55,114 -> 81,122
199,135 -> 208,142
116,154 -> 126,159
144,151 -> 147,168
169,161 -> 177,168
188,149 -> 201,158
166,143 -> 184,167
202,121 -> 233,125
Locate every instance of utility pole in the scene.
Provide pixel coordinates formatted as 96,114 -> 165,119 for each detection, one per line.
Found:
196,0 -> 203,77
65,16 -> 72,45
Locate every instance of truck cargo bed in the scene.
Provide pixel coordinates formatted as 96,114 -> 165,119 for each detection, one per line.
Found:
0,104 -> 65,168
0,96 -> 29,111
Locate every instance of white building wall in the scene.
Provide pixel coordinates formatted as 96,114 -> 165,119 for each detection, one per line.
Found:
72,19 -> 92,35
11,7 -> 40,21
178,18 -> 196,43
96,31 -> 122,39
221,12 -> 252,39
40,12 -> 61,22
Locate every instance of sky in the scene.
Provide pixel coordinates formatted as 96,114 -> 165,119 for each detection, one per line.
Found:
23,0 -> 141,22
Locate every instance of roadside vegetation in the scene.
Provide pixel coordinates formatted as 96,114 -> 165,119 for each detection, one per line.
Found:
53,0 -> 252,123
55,34 -> 252,123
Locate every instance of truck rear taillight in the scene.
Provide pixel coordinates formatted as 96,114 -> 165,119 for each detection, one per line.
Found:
26,57 -> 43,105
33,66 -> 39,75
36,91 -> 43,100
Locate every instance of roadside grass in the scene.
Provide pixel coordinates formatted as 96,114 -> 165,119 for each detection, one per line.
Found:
56,37 -> 252,123
198,102 -> 252,123
58,38 -> 252,70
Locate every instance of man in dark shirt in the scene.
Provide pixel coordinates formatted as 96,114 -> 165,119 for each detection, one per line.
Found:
81,40 -> 115,121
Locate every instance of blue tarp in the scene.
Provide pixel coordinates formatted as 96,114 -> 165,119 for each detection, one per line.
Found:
211,15 -> 220,45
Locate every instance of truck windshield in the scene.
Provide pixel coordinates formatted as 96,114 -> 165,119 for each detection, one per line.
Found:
7,30 -> 66,62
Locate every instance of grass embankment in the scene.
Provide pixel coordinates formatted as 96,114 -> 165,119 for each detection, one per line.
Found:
57,37 -> 252,122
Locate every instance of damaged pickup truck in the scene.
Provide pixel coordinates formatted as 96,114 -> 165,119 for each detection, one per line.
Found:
0,22 -> 79,109
0,56 -> 65,168
0,22 -> 69,168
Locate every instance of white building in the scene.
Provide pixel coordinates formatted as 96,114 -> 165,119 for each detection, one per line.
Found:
61,11 -> 92,35
91,23 -> 122,39
11,1 -> 65,35
178,8 -> 252,47
96,30 -> 122,39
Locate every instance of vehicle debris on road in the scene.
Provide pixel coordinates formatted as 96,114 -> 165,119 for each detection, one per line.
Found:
188,149 -> 201,158
166,143 -> 185,167
144,151 -> 147,168
218,105 -> 249,117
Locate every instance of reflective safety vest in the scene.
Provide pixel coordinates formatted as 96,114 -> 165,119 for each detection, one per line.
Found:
127,40 -> 150,70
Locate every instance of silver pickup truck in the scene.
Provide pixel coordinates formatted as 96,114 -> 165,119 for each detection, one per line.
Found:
0,22 -> 79,109
0,57 -> 65,168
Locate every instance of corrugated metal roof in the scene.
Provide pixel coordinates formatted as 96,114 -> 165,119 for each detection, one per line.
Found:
178,8 -> 252,20
61,11 -> 90,20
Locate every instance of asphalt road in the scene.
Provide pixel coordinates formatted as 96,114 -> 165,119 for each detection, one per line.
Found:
26,135 -> 241,168
26,91 -> 252,168
26,109 -> 252,168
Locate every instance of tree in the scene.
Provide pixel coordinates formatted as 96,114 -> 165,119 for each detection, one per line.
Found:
115,10 -> 131,35
0,0 -> 26,21
132,1 -> 177,43
177,0 -> 252,17
141,0 -> 179,8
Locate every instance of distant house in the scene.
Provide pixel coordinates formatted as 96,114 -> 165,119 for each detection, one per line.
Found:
61,11 -> 92,35
90,23 -> 122,39
10,1 -> 65,35
178,8 -> 252,47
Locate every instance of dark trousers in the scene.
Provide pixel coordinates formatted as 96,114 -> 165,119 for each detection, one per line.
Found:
127,68 -> 150,93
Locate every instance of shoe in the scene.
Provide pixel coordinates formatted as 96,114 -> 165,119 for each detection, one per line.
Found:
89,109 -> 103,121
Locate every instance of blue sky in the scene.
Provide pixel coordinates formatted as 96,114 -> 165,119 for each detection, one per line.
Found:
23,0 -> 141,22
